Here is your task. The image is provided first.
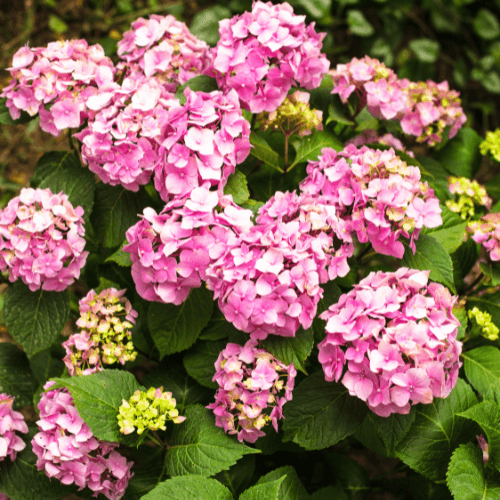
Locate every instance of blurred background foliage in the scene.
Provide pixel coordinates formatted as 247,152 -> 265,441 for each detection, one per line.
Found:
1,0 -> 500,188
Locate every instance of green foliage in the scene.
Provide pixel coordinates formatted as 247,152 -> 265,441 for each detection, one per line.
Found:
184,340 -> 226,389
191,6 -> 232,46
224,170 -> 250,205
289,131 -> 342,169
463,346 -> 500,396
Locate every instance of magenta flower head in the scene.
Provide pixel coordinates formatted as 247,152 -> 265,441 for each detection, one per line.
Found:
0,187 -> 88,291
154,87 -> 251,203
32,381 -> 133,500
74,71 -> 178,192
1,39 -> 116,135
124,190 -> 253,305
207,339 -> 296,443
300,145 -> 442,259
0,393 -> 28,463
212,1 -> 330,113
318,268 -> 462,417
62,287 -> 138,376
117,14 -> 212,88
206,191 -> 354,339
467,213 -> 500,262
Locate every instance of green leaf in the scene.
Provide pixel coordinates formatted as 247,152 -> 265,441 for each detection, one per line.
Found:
191,6 -> 231,46
326,96 -> 355,126
32,151 -> 96,221
447,443 -> 500,500
402,234 -> 455,292
29,348 -> 64,387
0,343 -> 37,408
184,340 -> 226,389
459,400 -> 500,470
91,184 -> 147,248
467,292 -> 500,329
142,363 -> 207,411
105,241 -> 132,267
4,283 -> 70,359
262,327 -> 313,374
451,238 -> 478,291
373,410 -> 416,456
290,131 -> 343,169
283,372 -> 368,450
175,76 -> 219,104
483,71 -> 500,94
424,208 -> 467,254
224,170 -> 250,205
296,0 -> 332,21
166,405 -> 260,477
249,132 -> 283,173
239,476 -> 286,500
435,128 -> 482,179
214,455 -> 256,497
354,412 -> 388,456
325,452 -> 369,500
256,466 -> 309,500
409,38 -> 440,63
395,378 -> 478,481
347,10 -> 375,37
473,9 -> 500,40
417,157 -> 451,202
0,98 -> 35,125
463,346 -> 500,396
51,369 -> 142,443
48,14 -> 68,33
141,475 -> 233,500
148,287 -> 213,359
124,447 -> 165,500
480,262 -> 500,286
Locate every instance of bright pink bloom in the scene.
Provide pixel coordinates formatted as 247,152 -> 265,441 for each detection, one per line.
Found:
467,213 -> 500,262
0,394 -> 28,463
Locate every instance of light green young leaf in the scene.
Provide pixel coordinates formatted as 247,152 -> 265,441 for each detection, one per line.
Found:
395,378 -> 478,481
463,346 -> 500,396
51,369 -> 142,443
347,10 -> 374,37
224,170 -> 250,205
105,241 -> 132,267
239,476 -> 286,500
473,9 -> 500,40
148,287 -> 213,359
256,466 -> 309,500
409,38 -> 440,63
283,372 -> 368,450
290,131 -> 342,169
166,405 -> 260,478
4,283 -> 70,359
467,292 -> 500,329
141,475 -> 233,500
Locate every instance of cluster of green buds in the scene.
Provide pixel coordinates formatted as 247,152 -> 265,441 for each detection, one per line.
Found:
257,90 -> 323,137
480,129 -> 500,162
446,177 -> 492,219
118,387 -> 186,436
468,307 -> 499,341
62,288 -> 138,376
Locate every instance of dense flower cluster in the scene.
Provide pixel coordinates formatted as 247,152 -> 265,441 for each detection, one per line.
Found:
0,187 -> 87,291
330,56 -> 466,145
468,307 -> 499,341
118,387 -> 185,436
346,129 -> 415,157
0,394 -> 28,463
62,288 -> 138,376
117,14 -> 212,88
446,177 -> 492,219
213,1 -> 329,113
300,145 -> 442,259
318,268 -> 462,417
75,72 -> 176,192
207,339 -> 296,443
1,40 -> 116,135
467,213 -> 500,262
154,87 -> 251,202
257,90 -> 322,136
207,191 -> 354,339
124,189 -> 253,305
33,382 -> 133,499
480,129 -> 500,162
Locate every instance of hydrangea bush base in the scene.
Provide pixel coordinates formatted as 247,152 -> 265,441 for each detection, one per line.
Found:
0,2 -> 500,500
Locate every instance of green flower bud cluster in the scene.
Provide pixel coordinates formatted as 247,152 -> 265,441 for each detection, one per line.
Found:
118,387 -> 186,436
446,176 -> 492,219
468,307 -> 499,341
257,90 -> 323,137
480,129 -> 500,162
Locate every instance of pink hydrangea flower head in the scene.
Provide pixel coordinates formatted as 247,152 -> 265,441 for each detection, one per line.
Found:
318,268 -> 462,417
467,213 -> 500,262
346,129 -> 415,158
1,40 -> 116,134
300,145 -> 442,259
206,190 -> 354,339
213,1 -> 330,113
153,87 -> 251,203
0,393 -> 28,463
124,193 -> 253,305
207,339 -> 296,443
62,288 -> 138,376
32,382 -> 133,499
0,187 -> 88,291
117,14 -> 213,89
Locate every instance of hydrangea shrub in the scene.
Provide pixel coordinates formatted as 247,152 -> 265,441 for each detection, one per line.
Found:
0,2 -> 499,499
